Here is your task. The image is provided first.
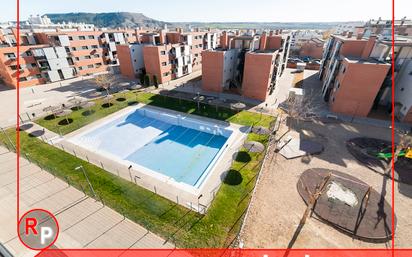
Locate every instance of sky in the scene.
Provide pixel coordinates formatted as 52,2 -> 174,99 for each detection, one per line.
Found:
1,0 -> 409,23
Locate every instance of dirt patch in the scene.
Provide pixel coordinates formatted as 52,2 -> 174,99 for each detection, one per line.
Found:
241,118 -> 411,248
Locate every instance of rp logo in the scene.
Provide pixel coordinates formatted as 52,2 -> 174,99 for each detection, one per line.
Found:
18,209 -> 59,250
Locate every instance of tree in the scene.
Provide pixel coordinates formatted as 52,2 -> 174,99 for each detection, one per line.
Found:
94,74 -> 115,106
139,73 -> 145,84
144,74 -> 150,87
94,74 -> 115,96
281,90 -> 322,124
153,75 -> 158,89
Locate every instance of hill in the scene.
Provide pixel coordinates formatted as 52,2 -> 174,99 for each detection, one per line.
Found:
46,12 -> 170,28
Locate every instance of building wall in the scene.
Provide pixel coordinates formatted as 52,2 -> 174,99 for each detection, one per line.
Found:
191,32 -> 205,72
329,59 -> 390,117
116,44 -> 145,79
339,39 -> 368,57
116,44 -> 135,79
299,41 -> 324,58
242,52 -> 275,101
403,107 -> 412,123
0,45 -> 49,88
266,36 -> 282,50
394,59 -> 412,123
201,50 -> 224,93
222,49 -> 240,88
143,45 -> 172,84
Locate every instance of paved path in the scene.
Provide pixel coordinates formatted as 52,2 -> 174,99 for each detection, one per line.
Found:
0,146 -> 173,257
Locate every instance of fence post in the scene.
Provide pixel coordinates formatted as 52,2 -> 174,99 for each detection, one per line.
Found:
65,176 -> 70,186
79,184 -> 86,195
86,155 -> 90,163
154,186 -> 157,194
100,161 -> 104,169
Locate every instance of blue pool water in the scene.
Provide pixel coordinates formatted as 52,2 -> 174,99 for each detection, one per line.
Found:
72,108 -> 231,187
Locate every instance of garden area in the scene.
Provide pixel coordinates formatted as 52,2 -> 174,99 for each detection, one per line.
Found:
36,89 -> 273,135
1,88 -> 274,247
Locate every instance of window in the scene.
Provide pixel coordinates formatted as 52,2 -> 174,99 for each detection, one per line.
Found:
78,67 -> 83,70
160,51 -> 166,55
36,74 -> 42,78
9,65 -> 17,70
161,62 -> 167,66
30,63 -> 37,68
163,72 -> 169,76
341,66 -> 346,74
79,36 -> 86,40
91,45 -> 98,49
82,46 -> 88,50
94,54 -> 100,58
4,53 -> 16,59
88,35 -> 95,39
19,77 -> 27,82
335,81 -> 340,89
87,64 -> 94,68
25,51 -> 32,56
96,63 -> 102,67
85,56 -> 91,59
75,57 -> 80,61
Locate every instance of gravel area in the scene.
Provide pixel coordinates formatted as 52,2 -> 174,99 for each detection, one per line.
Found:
241,117 -> 412,248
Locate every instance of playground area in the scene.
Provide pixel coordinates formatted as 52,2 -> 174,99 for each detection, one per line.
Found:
240,117 -> 412,248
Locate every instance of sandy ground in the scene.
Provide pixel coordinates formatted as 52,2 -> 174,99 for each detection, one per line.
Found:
241,116 -> 412,248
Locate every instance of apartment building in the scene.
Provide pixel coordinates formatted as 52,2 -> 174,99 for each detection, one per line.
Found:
335,17 -> 412,41
375,36 -> 412,123
0,26 -> 144,88
202,30 -> 291,101
319,33 -> 392,118
116,28 -> 218,83
363,17 -> 412,37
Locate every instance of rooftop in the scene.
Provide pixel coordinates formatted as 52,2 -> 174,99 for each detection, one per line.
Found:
344,56 -> 390,65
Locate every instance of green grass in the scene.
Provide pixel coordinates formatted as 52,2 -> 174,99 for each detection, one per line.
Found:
36,90 -> 273,135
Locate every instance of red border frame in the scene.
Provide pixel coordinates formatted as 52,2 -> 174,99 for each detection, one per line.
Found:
13,0 -> 407,256
18,208 -> 60,251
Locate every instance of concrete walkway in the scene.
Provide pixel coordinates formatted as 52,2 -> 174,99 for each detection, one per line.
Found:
0,146 -> 173,257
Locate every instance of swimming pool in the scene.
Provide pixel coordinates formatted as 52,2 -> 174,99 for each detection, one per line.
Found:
69,107 -> 233,188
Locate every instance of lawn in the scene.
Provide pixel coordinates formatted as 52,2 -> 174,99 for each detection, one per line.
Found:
0,129 -> 270,248
36,90 -> 274,135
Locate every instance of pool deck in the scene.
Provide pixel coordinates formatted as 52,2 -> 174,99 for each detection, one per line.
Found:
47,103 -> 248,212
